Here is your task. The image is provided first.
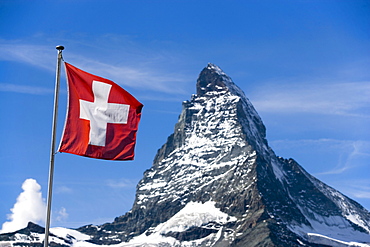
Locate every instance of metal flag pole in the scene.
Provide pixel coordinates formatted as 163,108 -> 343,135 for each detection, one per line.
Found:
44,45 -> 64,247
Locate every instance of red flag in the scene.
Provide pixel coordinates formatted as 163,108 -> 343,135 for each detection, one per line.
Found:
59,62 -> 143,160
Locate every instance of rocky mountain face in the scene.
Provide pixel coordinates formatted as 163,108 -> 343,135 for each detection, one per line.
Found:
1,64 -> 370,247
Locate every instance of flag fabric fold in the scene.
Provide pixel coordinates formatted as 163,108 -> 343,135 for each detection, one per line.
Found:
59,62 -> 143,160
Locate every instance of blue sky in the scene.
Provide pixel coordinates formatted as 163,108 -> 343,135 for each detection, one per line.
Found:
0,0 -> 369,231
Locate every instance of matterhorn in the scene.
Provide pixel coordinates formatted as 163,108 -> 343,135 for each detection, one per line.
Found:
1,64 -> 370,246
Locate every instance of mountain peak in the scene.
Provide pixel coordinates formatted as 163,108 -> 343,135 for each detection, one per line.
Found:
205,63 -> 225,75
196,63 -> 243,97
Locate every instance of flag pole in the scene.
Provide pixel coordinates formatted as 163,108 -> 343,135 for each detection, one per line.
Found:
44,45 -> 64,247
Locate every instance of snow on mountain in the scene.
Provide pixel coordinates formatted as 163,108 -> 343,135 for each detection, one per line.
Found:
1,63 -> 370,246
0,222 -> 91,247
109,201 -> 237,247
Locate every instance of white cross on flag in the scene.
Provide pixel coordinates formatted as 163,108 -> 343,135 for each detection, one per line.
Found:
59,63 -> 143,160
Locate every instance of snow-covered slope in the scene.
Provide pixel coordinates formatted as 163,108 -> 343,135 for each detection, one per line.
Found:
1,64 -> 370,246
0,222 -> 90,247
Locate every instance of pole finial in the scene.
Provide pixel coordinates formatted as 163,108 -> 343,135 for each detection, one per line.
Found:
56,45 -> 64,51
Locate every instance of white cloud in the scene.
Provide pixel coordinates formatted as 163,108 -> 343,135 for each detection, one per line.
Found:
106,178 -> 137,188
317,140 -> 370,175
251,81 -> 370,117
270,139 -> 370,175
73,58 -> 189,94
0,41 -> 55,71
271,138 -> 352,151
0,179 -> 46,233
55,207 -> 68,222
0,39 -> 191,95
329,179 -> 370,202
0,83 -> 54,95
55,185 -> 73,194
351,184 -> 370,199
353,191 -> 370,199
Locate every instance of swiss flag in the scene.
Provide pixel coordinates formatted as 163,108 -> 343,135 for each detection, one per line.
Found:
59,62 -> 143,160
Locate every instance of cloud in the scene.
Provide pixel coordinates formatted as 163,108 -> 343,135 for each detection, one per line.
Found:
270,139 -> 370,175
106,178 -> 137,188
353,191 -> 370,199
350,183 -> 370,199
251,81 -> 370,117
317,140 -> 370,175
0,179 -> 46,233
55,185 -> 73,194
0,83 -> 54,95
0,41 -> 55,71
271,138 -> 350,150
0,39 -> 191,95
55,207 -> 68,222
0,179 -> 71,233
73,58 -> 189,95
329,179 -> 370,202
